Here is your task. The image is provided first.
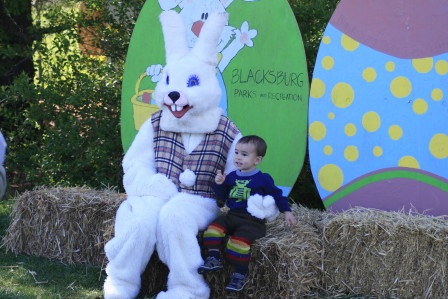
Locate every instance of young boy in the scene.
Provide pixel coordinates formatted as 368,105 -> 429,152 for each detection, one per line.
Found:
198,135 -> 297,292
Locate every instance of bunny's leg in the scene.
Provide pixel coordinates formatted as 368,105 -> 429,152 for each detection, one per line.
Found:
104,195 -> 166,299
156,193 -> 220,299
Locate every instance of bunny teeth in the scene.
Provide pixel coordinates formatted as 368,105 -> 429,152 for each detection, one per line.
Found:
165,104 -> 193,118
170,105 -> 184,112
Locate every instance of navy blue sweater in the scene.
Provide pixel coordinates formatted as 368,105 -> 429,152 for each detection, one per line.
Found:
214,169 -> 291,213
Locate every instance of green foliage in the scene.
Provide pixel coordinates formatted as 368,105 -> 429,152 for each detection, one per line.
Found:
0,199 -> 13,235
0,0 -> 147,194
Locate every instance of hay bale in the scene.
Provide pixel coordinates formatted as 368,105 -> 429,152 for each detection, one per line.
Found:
139,205 -> 326,299
2,186 -> 125,266
6,186 -> 447,298
322,207 -> 448,299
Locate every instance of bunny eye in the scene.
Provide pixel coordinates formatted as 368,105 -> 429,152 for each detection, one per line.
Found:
166,75 -> 170,85
187,75 -> 200,87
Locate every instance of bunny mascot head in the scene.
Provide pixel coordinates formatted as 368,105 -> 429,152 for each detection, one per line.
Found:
153,10 -> 225,133
103,10 -> 241,299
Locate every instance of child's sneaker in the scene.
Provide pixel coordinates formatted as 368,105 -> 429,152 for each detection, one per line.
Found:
197,256 -> 223,274
225,272 -> 248,292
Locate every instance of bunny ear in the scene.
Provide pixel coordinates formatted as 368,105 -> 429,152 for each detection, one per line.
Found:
191,12 -> 228,66
159,10 -> 189,64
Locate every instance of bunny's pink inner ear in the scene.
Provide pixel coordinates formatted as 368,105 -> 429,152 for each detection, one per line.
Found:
191,13 -> 228,66
159,10 -> 189,64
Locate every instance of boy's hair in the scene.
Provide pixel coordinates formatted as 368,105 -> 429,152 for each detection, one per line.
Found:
237,135 -> 267,157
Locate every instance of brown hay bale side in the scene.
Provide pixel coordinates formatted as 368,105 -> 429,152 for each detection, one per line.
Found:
322,207 -> 448,299
2,187 -> 125,266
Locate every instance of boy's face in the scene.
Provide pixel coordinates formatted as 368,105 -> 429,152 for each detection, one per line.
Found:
234,142 -> 262,172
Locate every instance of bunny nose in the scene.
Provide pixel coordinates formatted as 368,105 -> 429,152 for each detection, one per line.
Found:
168,91 -> 180,103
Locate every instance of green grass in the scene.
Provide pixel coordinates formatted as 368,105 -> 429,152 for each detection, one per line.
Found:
0,200 -> 104,299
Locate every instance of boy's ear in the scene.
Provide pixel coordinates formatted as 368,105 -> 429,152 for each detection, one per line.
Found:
255,156 -> 263,165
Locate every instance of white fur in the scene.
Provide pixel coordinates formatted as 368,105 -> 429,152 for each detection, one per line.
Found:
247,194 -> 280,222
0,131 -> 6,165
156,193 -> 220,298
104,196 -> 166,299
179,169 -> 197,187
152,11 -> 228,134
0,131 -> 6,200
104,11 -> 236,299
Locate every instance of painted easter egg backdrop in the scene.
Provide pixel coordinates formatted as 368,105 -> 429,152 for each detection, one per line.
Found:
308,0 -> 448,215
121,0 -> 309,195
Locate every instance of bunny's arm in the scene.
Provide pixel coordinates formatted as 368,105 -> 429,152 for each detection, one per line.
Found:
122,118 -> 178,199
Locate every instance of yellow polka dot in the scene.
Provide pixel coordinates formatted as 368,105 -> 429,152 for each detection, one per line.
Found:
362,111 -> 381,132
412,57 -> 433,73
388,125 -> 403,140
435,60 -> 448,75
310,78 -> 325,99
318,164 -> 343,192
412,98 -> 428,114
322,56 -> 335,70
322,35 -> 331,45
324,145 -> 333,155
341,34 -> 359,51
429,133 -> 448,159
390,76 -> 412,98
385,61 -> 395,72
398,156 -> 420,169
328,112 -> 335,120
331,82 -> 355,108
362,67 -> 377,82
344,145 -> 359,162
373,146 -> 383,157
344,123 -> 357,137
431,88 -> 443,101
309,121 -> 326,141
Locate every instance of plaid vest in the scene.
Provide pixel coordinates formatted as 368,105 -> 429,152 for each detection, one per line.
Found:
151,110 -> 240,198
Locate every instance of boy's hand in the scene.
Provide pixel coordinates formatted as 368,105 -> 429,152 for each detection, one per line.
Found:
215,170 -> 226,185
284,211 -> 298,228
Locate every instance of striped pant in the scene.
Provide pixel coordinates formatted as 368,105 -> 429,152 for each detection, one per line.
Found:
203,211 -> 266,272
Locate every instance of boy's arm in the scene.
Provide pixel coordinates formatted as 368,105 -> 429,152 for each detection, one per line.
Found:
262,174 -> 291,212
214,171 -> 231,206
263,173 -> 298,227
214,183 -> 229,207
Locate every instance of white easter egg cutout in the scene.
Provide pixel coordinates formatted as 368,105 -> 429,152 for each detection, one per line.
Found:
121,0 -> 309,195
309,0 -> 448,215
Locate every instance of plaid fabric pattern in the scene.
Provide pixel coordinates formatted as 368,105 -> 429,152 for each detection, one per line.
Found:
151,110 -> 240,198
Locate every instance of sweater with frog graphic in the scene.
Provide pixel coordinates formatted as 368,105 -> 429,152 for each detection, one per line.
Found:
214,169 -> 291,214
